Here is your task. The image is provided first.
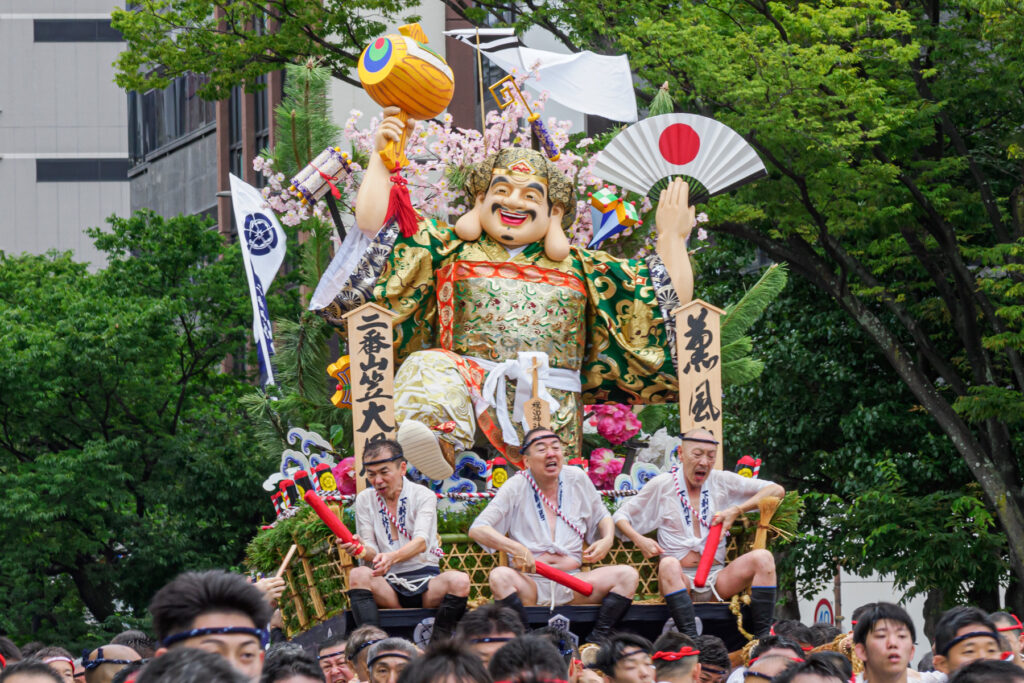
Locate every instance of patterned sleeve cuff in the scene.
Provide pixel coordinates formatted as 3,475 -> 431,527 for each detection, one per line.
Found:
645,252 -> 680,375
312,220 -> 400,327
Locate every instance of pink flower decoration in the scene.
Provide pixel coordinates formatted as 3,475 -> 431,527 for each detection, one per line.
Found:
332,457 -> 356,495
589,404 -> 642,445
588,448 -> 623,488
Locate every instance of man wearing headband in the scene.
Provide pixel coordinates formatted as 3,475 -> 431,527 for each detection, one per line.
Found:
317,635 -> 353,683
650,631 -> 701,683
364,639 -> 417,683
34,647 -> 75,683
339,439 -> 471,640
989,612 -> 1024,668
931,607 -> 1002,677
592,634 -> 655,683
851,602 -> 921,683
148,569 -> 273,682
311,112 -> 695,472
345,626 -> 388,683
455,603 -> 525,667
81,645 -> 141,683
613,428 -> 784,638
470,427 -> 638,641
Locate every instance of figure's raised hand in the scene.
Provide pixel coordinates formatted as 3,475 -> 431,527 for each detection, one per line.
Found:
374,107 -> 415,154
655,178 -> 696,242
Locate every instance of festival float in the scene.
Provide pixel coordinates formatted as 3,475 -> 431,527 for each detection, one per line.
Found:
244,24 -> 800,653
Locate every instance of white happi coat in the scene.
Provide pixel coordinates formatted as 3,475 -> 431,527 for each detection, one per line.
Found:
471,466 -> 608,559
354,478 -> 441,573
612,469 -> 774,564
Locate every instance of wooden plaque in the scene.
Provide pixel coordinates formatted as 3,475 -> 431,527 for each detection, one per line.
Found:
343,302 -> 397,491
672,299 -> 726,470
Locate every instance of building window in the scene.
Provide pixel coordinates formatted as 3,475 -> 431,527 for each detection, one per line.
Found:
37,159 -> 130,182
34,19 -> 123,42
128,72 -> 216,165
253,75 -> 270,187
228,86 -> 244,179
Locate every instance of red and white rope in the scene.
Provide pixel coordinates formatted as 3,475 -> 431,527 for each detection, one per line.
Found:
519,471 -> 586,540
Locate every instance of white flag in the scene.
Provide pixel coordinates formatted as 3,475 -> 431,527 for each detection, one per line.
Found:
444,29 -> 638,123
230,173 -> 287,386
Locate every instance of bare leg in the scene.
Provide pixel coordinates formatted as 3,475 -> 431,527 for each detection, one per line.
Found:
570,565 -> 639,605
423,571 -> 471,608
712,549 -> 776,599
349,566 -> 401,608
657,556 -> 693,596
489,566 -> 539,604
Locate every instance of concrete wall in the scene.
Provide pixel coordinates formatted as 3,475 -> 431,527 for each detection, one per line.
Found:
0,1 -> 130,266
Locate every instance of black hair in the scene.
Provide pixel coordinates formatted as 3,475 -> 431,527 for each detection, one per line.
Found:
808,623 -> 842,647
521,428 -> 559,456
749,635 -> 805,661
771,654 -> 846,683
148,570 -> 272,641
135,648 -> 249,683
111,631 -> 156,659
531,626 -> 579,665
695,635 -> 730,672
934,606 -> 998,657
261,643 -> 325,683
772,620 -> 815,646
488,635 -> 567,682
0,660 -> 64,683
19,643 -> 46,660
0,637 -> 21,665
948,658 -> 1024,683
650,631 -> 698,678
317,635 -> 347,656
457,604 -> 525,640
807,651 -> 852,679
364,440 -> 404,463
593,633 -> 652,677
111,661 -> 146,683
918,652 -> 934,672
396,641 -> 490,683
852,602 -> 917,646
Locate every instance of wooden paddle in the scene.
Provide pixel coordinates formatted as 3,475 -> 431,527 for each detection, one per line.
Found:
524,358 -> 551,429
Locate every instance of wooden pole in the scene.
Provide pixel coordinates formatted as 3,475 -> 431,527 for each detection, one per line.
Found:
673,299 -> 726,470
476,28 -> 486,137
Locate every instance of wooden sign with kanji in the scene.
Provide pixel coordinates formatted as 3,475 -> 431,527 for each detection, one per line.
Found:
673,299 -> 726,470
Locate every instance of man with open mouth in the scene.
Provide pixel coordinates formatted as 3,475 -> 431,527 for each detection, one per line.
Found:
613,428 -> 784,639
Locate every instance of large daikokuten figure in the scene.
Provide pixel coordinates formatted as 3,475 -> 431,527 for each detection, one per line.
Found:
310,108 -> 695,468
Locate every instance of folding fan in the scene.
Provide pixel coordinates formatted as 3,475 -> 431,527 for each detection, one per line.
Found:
590,114 -> 766,204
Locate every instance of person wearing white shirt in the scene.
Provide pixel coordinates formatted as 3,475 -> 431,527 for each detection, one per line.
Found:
613,428 -> 783,638
339,439 -> 471,641
469,427 -> 639,642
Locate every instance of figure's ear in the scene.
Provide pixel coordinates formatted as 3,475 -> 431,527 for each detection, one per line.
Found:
543,205 -> 570,261
454,192 -> 485,241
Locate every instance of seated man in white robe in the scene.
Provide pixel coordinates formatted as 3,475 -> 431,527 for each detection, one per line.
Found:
613,428 -> 783,638
339,439 -> 471,641
469,428 -> 638,642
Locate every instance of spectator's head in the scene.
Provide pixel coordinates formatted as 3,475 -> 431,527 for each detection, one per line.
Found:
933,606 -> 1001,674
0,638 -> 22,668
489,636 -> 567,683
592,634 -> 653,683
990,612 -> 1024,659
744,655 -> 795,682
532,626 -> 579,669
694,636 -> 729,683
36,648 -> 76,683
917,652 -> 934,672
771,622 -> 814,652
135,647 -> 249,683
345,626 -> 387,682
770,654 -> 846,683
456,604 -> 524,667
0,660 -> 65,683
82,645 -> 142,683
19,647 -> 45,662
803,652 -> 850,681
852,602 -> 916,680
259,643 -> 324,683
395,641 -> 489,683
316,636 -> 350,683
650,632 -> 699,683
110,632 -> 156,660
365,639 -> 417,683
947,658 -> 1024,683
109,662 -> 144,683
149,570 -> 271,682
807,624 -> 842,648
748,636 -> 804,664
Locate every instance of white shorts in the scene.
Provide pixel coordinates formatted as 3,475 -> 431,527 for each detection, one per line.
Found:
527,571 -> 578,608
682,563 -> 724,602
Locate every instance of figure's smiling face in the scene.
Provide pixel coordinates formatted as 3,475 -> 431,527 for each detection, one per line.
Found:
477,174 -> 561,247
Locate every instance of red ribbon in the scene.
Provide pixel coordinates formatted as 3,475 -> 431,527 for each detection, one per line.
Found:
386,171 -> 419,237
317,170 -> 342,199
652,647 -> 701,661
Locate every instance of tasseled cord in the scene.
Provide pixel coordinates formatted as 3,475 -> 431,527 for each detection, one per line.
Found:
385,167 -> 419,237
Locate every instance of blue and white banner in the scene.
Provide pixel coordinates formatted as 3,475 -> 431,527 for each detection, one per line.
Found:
230,173 -> 287,386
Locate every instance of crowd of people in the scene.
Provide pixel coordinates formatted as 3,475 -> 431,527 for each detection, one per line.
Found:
1,567 -> 1022,683
2,431 -> 1022,683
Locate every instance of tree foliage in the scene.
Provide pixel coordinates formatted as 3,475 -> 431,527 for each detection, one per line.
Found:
0,212 -> 277,647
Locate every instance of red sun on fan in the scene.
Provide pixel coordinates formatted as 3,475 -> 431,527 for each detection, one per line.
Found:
658,123 -> 701,166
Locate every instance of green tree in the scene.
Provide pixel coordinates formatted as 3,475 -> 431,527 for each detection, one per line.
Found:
0,212 -> 276,648
446,0 -> 1024,603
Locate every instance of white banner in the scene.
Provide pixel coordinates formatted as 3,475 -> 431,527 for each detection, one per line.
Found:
230,173 -> 287,386
444,29 -> 638,123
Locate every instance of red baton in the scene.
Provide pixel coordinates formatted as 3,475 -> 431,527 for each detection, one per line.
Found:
535,561 -> 594,597
304,490 -> 366,558
694,523 -> 723,588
